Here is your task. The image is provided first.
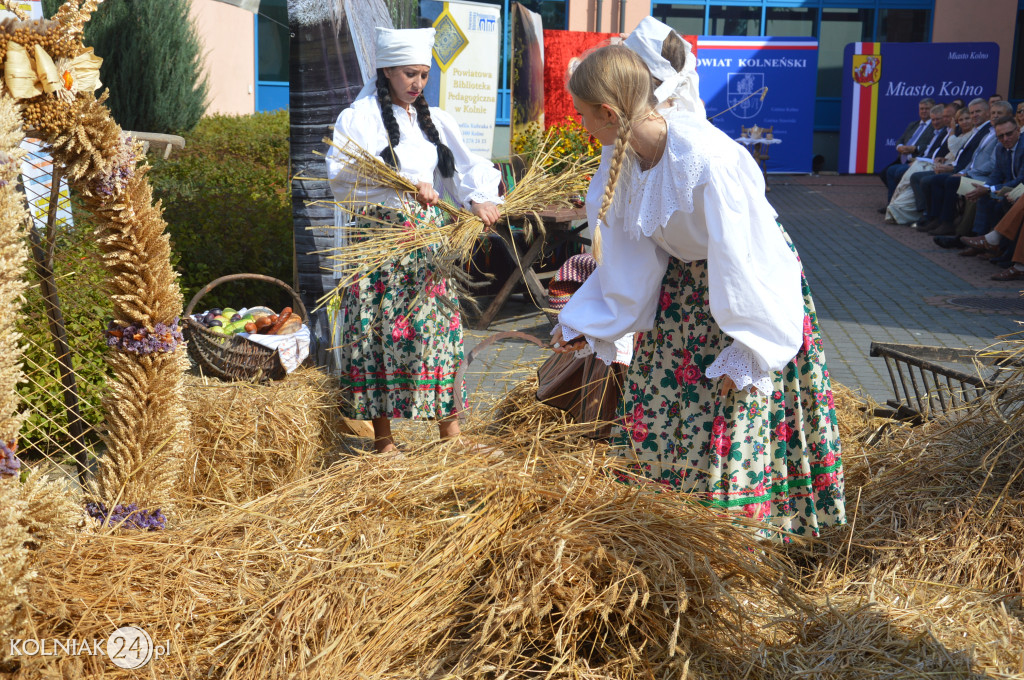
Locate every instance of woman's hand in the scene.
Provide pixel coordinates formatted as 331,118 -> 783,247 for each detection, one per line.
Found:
551,325 -> 586,353
719,376 -> 738,395
414,182 -> 439,207
470,200 -> 501,228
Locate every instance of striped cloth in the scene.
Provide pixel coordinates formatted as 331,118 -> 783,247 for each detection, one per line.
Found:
548,254 -> 598,310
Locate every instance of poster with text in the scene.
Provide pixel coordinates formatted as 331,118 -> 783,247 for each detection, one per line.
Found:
840,42 -> 998,174
697,37 -> 818,173
421,0 -> 501,156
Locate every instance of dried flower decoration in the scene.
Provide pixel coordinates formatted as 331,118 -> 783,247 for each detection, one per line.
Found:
3,41 -> 102,102
0,440 -> 19,477
105,319 -> 183,355
93,132 -> 138,197
85,501 -> 167,531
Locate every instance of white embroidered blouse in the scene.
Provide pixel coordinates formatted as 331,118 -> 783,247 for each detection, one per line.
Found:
558,108 -> 804,396
326,94 -> 503,209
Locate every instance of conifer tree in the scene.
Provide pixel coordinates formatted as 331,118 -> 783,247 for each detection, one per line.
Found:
45,0 -> 209,133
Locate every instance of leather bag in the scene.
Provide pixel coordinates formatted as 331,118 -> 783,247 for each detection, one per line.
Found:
536,350 -> 626,438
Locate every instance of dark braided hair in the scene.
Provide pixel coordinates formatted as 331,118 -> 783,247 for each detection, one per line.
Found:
412,97 -> 455,178
375,69 -> 402,170
375,68 -> 456,179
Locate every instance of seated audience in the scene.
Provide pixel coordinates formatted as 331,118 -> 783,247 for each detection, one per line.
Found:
911,98 -> 994,233
885,104 -> 950,224
962,115 -> 1024,236
959,193 -> 1024,280
878,97 -> 936,204
1016,102 -> 1024,131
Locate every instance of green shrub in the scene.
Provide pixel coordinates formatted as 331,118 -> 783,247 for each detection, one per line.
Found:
18,219 -> 112,461
148,111 -> 294,312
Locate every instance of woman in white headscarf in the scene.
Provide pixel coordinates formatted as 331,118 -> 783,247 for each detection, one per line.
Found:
624,16 -> 705,117
326,27 -> 503,454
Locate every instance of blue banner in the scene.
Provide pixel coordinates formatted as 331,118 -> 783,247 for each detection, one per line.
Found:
839,42 -> 999,174
696,37 -> 818,174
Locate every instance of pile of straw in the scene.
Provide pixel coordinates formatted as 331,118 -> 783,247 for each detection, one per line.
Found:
16,370 -> 1024,678
785,371 -> 1024,679
178,367 -> 346,507
25,432 -> 803,679
827,374 -> 1024,594
321,136 -> 599,292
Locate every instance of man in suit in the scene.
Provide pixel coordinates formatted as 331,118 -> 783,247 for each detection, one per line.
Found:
960,116 -> 1024,238
884,104 -> 948,200
878,98 -> 936,204
913,98 -> 993,232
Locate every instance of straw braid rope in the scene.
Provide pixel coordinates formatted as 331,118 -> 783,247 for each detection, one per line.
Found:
0,1 -> 188,517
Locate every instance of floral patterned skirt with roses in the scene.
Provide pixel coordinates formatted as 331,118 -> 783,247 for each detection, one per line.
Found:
337,204 -> 465,421
616,251 -> 846,540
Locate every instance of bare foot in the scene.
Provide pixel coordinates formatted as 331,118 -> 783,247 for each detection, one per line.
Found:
376,443 -> 405,460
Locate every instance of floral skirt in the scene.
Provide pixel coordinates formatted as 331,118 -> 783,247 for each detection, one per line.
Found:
337,204 -> 465,421
616,237 -> 846,540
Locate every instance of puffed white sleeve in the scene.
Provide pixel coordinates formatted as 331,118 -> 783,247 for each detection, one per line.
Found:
702,164 -> 803,396
326,105 -> 419,205
431,108 -> 504,208
557,216 -> 670,364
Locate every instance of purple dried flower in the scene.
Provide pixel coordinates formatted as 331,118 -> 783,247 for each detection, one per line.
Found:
104,318 -> 183,355
85,501 -> 166,531
92,133 -> 139,198
0,440 -> 20,478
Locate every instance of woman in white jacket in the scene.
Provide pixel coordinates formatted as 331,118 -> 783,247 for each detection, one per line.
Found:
553,45 -> 845,540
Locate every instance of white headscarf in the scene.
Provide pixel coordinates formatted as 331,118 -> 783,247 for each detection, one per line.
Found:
624,16 -> 705,117
355,27 -> 437,101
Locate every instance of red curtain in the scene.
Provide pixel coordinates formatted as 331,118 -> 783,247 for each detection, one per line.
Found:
542,31 -> 700,129
542,30 -> 618,128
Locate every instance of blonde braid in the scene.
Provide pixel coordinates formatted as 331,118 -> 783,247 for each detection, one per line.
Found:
593,110 -> 631,263
568,44 -> 656,264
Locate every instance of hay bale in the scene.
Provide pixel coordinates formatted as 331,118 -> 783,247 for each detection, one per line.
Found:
179,367 -> 345,505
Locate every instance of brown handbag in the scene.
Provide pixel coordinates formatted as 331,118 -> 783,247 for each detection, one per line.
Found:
536,351 -> 626,438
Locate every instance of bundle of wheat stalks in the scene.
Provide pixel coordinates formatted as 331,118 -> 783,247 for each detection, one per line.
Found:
320,133 -> 598,294
178,368 -> 348,508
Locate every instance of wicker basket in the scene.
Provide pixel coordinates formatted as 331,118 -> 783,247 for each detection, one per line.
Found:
182,273 -> 309,382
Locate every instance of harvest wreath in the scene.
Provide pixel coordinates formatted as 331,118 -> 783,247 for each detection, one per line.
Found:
0,0 -> 188,529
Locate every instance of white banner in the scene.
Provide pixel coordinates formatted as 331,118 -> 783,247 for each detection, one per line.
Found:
432,1 -> 500,156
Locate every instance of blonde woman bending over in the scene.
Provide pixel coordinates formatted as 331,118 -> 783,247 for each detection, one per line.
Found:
551,45 -> 846,540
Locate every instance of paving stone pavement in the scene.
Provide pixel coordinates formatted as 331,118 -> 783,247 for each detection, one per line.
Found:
462,175 -> 1024,407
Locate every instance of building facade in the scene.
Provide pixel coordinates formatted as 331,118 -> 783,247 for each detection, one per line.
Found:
192,0 -> 1023,170
188,0 -> 290,116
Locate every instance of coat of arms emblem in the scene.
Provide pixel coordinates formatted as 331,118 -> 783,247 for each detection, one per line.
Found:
852,55 -> 881,87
